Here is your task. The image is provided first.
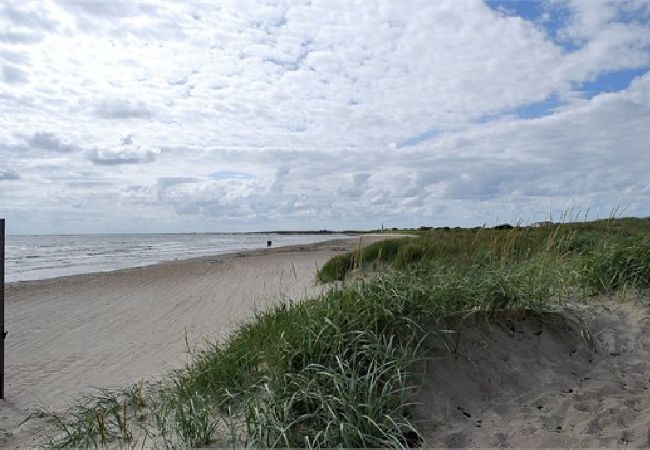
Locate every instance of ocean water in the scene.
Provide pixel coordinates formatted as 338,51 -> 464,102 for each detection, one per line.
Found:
4,233 -> 346,283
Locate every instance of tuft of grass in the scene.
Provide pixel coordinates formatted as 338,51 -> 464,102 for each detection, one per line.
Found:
239,332 -> 420,447
317,252 -> 355,282
579,236 -> 650,294
317,238 -> 404,282
48,385 -> 146,448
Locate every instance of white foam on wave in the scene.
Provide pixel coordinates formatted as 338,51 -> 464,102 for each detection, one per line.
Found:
5,233 -> 345,282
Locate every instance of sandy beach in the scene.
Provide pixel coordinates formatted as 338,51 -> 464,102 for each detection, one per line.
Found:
2,234 -> 649,447
0,236 -> 383,445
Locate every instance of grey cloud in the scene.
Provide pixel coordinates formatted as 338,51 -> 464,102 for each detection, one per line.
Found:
154,177 -> 270,220
0,49 -> 30,65
440,161 -> 541,200
0,30 -> 43,44
270,167 -> 290,193
27,132 -> 77,152
120,184 -> 156,202
87,138 -> 161,165
156,177 -> 198,201
2,65 -> 28,84
173,204 -> 201,214
87,148 -> 159,165
61,2 -> 158,18
0,142 -> 27,156
352,173 -> 371,186
167,74 -> 188,86
338,172 -> 371,198
156,177 -> 198,189
93,99 -> 154,119
2,4 -> 58,30
157,177 -> 197,188
58,2 -> 184,41
65,181 -> 114,188
0,168 -> 20,180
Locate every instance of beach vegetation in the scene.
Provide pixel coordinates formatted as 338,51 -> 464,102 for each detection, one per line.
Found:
43,216 -> 650,448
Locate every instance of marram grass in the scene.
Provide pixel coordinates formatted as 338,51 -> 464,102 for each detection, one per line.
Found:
43,217 -> 650,448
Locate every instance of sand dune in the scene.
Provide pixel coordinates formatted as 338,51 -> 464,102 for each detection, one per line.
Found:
414,298 -> 650,447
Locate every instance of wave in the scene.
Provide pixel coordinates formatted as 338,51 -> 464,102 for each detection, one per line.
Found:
5,233 -> 345,283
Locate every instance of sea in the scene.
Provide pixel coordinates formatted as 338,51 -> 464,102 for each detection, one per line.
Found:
4,233 -> 346,283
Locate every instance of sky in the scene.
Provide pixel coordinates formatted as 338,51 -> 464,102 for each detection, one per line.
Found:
1,0 -> 649,234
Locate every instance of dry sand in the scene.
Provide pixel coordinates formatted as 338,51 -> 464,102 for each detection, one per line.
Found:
414,296 -> 650,447
0,236 -> 383,446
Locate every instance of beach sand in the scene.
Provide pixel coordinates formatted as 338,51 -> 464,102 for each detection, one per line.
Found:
2,236 -> 649,447
0,236 -> 383,445
414,297 -> 650,447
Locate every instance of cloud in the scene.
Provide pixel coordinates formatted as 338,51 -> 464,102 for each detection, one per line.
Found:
167,74 -> 188,86
0,168 -> 20,180
0,49 -> 30,65
0,30 -> 43,44
92,99 -> 154,119
60,1 -> 158,18
338,173 -> 371,199
88,148 -> 158,165
209,171 -> 253,180
26,132 -> 77,152
156,177 -> 197,200
157,177 -> 267,219
0,1 -> 649,232
2,64 -> 28,84
1,3 -> 59,31
270,167 -> 290,194
87,137 -> 160,165
556,0 -> 650,43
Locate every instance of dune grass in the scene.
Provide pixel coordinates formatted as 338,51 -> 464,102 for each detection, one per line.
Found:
44,217 -> 650,448
318,217 -> 650,294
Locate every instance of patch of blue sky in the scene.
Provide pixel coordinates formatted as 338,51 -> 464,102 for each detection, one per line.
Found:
485,0 -> 545,22
577,67 -> 649,98
472,95 -> 562,124
513,94 -> 562,119
208,171 -> 253,180
475,67 -> 647,124
487,1 -> 650,52
396,128 -> 440,148
472,111 -> 504,124
485,1 -> 580,51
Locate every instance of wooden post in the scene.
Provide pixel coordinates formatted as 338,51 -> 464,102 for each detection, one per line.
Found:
1,218 -> 5,399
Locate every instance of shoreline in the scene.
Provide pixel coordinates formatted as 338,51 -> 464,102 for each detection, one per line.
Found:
5,234 -> 355,287
1,234 -> 395,445
6,233 -> 406,289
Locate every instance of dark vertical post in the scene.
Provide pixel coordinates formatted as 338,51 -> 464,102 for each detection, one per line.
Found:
1,218 -> 4,399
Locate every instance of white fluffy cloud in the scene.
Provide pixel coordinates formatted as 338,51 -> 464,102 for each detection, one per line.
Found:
0,0 -> 648,233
